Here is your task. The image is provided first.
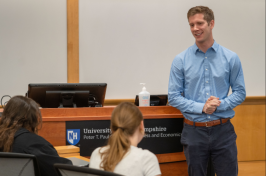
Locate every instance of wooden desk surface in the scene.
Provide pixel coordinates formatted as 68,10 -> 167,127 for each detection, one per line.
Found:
54,145 -> 80,154
39,106 -> 183,121
68,156 -> 90,163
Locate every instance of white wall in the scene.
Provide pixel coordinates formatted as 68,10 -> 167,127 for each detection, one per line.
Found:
79,0 -> 265,99
0,0 -> 67,103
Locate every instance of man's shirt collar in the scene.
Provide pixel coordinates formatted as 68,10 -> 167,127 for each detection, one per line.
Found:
192,40 -> 218,54
212,41 -> 218,52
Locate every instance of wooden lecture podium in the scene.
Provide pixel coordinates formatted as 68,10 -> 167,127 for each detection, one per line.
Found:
38,106 -> 188,176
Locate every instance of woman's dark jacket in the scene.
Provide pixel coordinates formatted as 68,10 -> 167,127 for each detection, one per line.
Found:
11,128 -> 72,176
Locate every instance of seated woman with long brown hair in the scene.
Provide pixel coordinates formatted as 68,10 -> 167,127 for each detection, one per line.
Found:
0,96 -> 72,176
89,102 -> 161,176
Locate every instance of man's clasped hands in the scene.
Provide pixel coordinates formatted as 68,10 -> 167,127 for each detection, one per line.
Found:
203,96 -> 221,114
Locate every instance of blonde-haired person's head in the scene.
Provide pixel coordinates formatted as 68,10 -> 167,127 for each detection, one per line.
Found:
100,102 -> 144,171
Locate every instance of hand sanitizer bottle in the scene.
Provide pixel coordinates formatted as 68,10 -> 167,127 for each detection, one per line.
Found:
139,83 -> 150,106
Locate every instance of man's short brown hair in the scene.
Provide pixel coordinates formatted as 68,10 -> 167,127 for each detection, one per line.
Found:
187,6 -> 214,24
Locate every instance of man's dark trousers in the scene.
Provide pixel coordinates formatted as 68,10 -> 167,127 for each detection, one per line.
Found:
181,119 -> 238,176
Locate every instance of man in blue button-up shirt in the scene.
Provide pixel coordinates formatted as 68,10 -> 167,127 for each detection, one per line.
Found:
168,6 -> 246,176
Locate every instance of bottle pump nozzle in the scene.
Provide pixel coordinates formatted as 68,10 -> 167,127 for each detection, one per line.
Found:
140,83 -> 146,91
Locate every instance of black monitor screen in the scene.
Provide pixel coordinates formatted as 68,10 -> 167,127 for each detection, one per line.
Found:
27,83 -> 107,108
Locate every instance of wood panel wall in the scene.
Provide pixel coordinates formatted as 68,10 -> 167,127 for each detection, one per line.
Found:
232,104 -> 265,161
67,0 -> 79,83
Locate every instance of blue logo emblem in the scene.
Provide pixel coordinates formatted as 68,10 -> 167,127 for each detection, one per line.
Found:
67,129 -> 80,145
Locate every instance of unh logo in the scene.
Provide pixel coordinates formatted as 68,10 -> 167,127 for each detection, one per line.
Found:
67,129 -> 80,145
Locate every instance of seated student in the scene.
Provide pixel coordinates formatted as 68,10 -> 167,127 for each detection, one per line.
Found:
0,96 -> 72,176
89,102 -> 161,176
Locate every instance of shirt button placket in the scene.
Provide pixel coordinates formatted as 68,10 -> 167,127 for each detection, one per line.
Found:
204,55 -> 210,100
